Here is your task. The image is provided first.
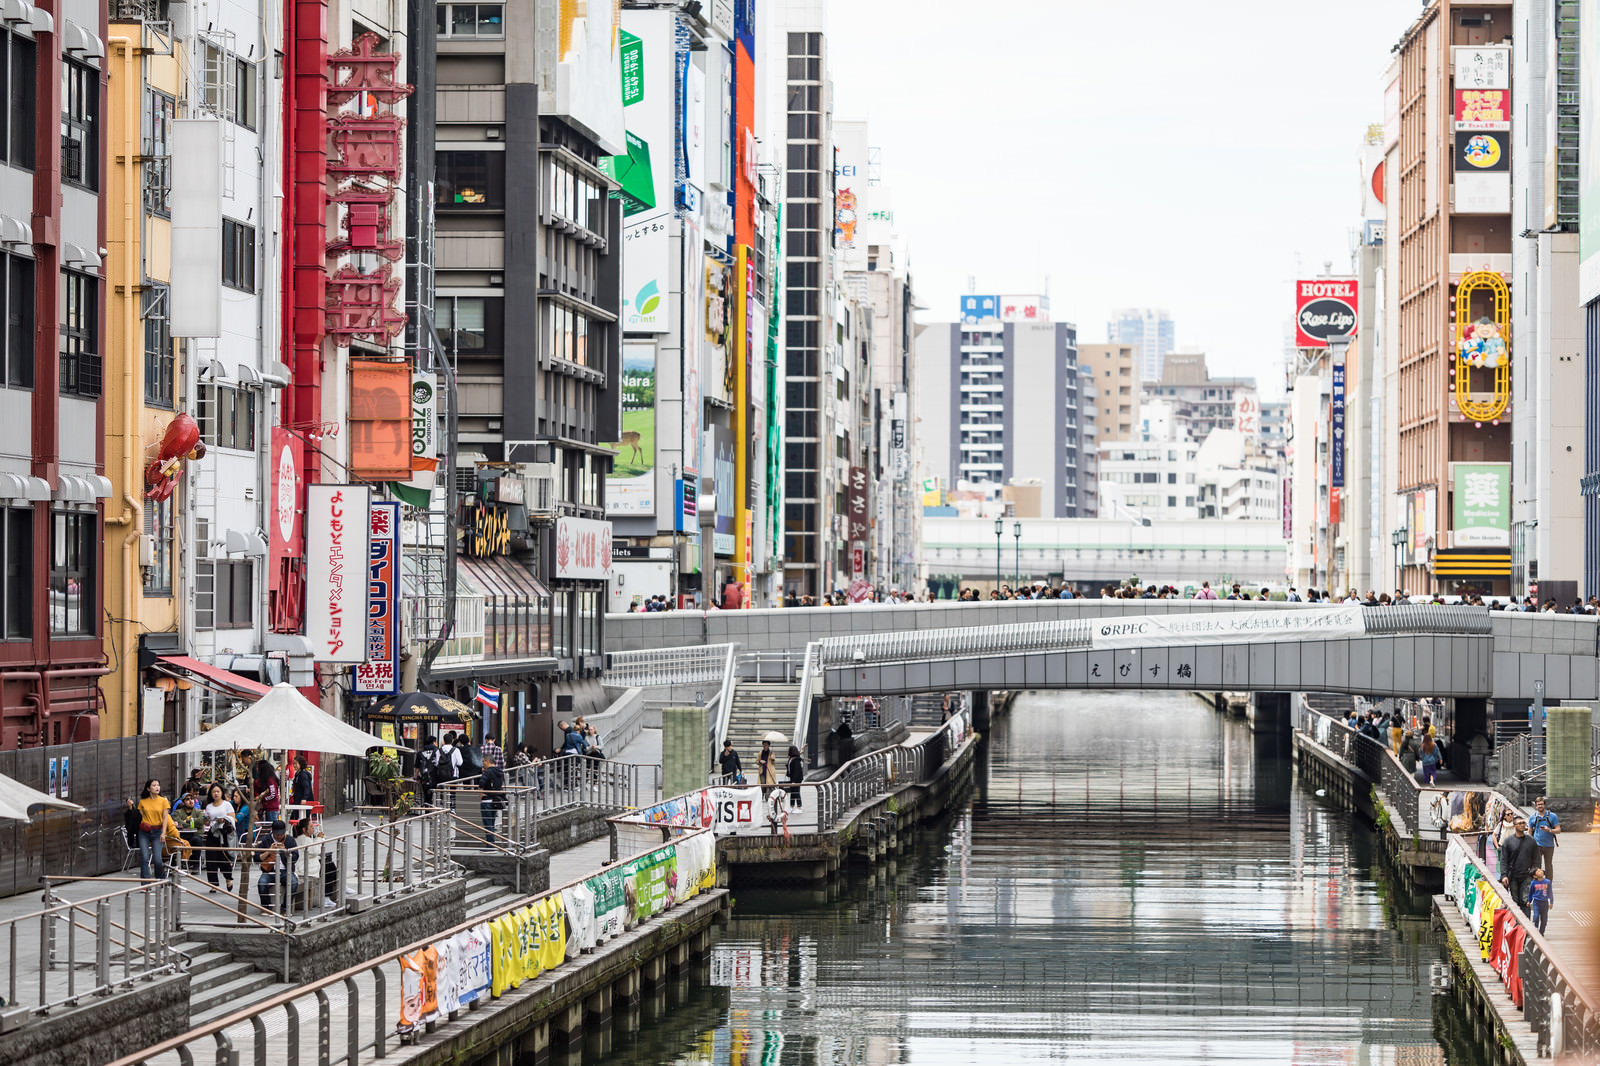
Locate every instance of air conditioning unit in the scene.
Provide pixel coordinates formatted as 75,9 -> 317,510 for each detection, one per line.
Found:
139,534 -> 155,566
519,463 -> 556,514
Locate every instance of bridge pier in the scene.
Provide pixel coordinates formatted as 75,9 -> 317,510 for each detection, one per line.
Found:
1247,691 -> 1292,734
971,690 -> 990,732
1454,698 -> 1490,782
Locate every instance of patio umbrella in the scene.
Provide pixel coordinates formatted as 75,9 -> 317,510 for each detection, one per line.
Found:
150,683 -> 411,758
365,691 -> 475,723
0,770 -> 85,822
762,731 -> 787,744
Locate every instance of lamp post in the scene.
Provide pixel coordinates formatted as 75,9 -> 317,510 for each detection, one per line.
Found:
1391,526 -> 1408,596
993,516 -> 1003,595
1013,521 -> 1022,589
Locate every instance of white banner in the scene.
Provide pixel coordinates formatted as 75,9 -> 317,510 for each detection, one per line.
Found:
305,484 -> 371,662
554,515 -> 613,579
1090,608 -> 1366,650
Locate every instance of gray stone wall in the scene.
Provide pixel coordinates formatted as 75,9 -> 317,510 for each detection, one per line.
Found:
0,972 -> 190,1066
458,848 -> 550,894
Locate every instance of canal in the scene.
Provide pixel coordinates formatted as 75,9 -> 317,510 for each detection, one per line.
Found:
576,690 -> 1490,1064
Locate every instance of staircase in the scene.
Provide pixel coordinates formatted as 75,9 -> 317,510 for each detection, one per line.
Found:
907,693 -> 955,730
1302,692 -> 1357,720
175,938 -> 295,1028
721,682 -> 800,764
464,874 -> 522,921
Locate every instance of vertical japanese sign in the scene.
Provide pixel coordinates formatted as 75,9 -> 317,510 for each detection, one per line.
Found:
305,485 -> 371,663
353,501 -> 401,695
555,516 -> 614,580
1233,391 -> 1259,440
847,465 -> 870,551
1330,364 -> 1346,488
890,391 -> 909,479
1281,476 -> 1293,541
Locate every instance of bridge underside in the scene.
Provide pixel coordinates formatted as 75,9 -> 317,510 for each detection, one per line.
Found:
822,634 -> 1497,700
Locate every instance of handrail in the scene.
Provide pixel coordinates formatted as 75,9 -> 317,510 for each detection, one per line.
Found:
108,829 -> 716,1066
792,640 -> 820,758
712,641 -> 739,749
604,642 -> 735,687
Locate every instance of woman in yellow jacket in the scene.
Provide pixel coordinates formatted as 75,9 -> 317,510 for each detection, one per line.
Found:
133,779 -> 171,881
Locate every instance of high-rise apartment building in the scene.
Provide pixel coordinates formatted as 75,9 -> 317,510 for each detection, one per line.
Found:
1144,353 -> 1258,445
1080,343 -> 1139,441
1382,1 -> 1515,597
1108,307 -> 1175,382
918,295 -> 1093,518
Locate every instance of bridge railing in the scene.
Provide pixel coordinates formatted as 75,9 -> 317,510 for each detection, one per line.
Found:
604,642 -> 736,687
815,618 -> 1093,667
1444,833 -> 1600,1057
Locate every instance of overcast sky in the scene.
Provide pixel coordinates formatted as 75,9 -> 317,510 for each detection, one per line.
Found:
824,0 -> 1406,398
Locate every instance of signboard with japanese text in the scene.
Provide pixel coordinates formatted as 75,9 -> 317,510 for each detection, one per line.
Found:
1454,45 -> 1510,90
353,501 -> 401,695
1330,364 -> 1346,488
349,360 -> 412,480
555,516 -> 614,580
269,429 -> 304,569
547,0 -> 625,154
610,9 -> 674,333
1233,391 -> 1259,439
847,465 -> 870,545
306,485 -> 371,662
1452,462 -> 1511,546
1294,278 -> 1358,348
1455,127 -> 1511,213
890,391 -> 909,480
1455,89 -> 1510,130
997,295 -> 1049,323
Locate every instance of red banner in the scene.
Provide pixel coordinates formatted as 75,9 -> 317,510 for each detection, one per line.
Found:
1455,89 -> 1510,130
1294,278 -> 1359,349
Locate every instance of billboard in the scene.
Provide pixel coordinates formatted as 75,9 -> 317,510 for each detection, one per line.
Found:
349,360 -> 412,479
546,0 -> 625,156
606,344 -> 656,515
306,485 -> 372,663
1452,463 -> 1511,547
998,295 -> 1048,322
353,501 -> 401,695
960,295 -> 1000,323
1233,391 -> 1259,439
1455,129 -> 1511,214
847,465 -> 870,545
1454,45 -> 1510,90
1293,278 -> 1358,348
1330,365 -> 1345,488
711,424 -> 735,556
555,516 -> 613,580
834,123 -> 869,273
732,0 -> 756,249
609,9 -> 675,334
1455,89 -> 1510,130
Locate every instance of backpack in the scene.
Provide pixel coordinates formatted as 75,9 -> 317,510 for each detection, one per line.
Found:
481,766 -> 505,792
438,745 -> 462,781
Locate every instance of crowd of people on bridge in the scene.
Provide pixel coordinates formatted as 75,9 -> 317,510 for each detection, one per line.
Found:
1477,797 -> 1562,933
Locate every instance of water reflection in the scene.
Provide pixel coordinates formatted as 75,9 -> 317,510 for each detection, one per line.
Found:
581,691 -> 1483,1065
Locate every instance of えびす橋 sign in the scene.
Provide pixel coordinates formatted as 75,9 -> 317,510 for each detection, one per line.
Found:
1294,278 -> 1358,348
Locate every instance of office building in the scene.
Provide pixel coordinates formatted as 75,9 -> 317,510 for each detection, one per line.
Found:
1080,343 -> 1139,442
1108,307 -> 1175,382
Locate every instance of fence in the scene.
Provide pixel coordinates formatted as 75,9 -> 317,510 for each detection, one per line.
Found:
1,879 -> 178,1025
604,643 -> 735,687
737,649 -> 805,683
0,733 -> 179,899
432,755 -> 660,846
1444,833 -> 1600,1057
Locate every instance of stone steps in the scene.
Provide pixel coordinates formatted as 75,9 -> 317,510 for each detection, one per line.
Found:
465,875 -> 522,922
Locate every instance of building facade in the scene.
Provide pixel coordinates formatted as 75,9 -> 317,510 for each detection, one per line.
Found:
1108,306 -> 1175,383
1080,343 -> 1139,442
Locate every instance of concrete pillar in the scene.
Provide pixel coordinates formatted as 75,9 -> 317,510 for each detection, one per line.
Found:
1545,705 -> 1594,829
1247,692 -> 1292,734
640,954 -> 667,987
661,704 -> 711,800
584,985 -> 613,1027
1453,698 -> 1490,781
550,1003 -> 585,1042
971,690 -> 990,732
517,1022 -> 551,1066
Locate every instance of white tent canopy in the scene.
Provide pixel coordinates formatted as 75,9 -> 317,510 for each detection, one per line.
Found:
151,683 -> 411,759
0,771 -> 84,822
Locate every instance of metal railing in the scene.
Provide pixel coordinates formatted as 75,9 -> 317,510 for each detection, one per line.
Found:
1444,833 -> 1600,1057
433,755 -> 659,831
710,643 -> 739,758
738,649 -> 804,683
1496,732 -> 1548,785
817,619 -> 1093,667
792,641 -> 821,754
605,643 -> 736,687
1,880 -> 178,1025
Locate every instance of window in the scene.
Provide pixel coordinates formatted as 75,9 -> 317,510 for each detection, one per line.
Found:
200,43 -> 256,128
436,2 -> 503,37
1,507 -> 30,638
543,303 -> 596,367
436,151 -> 505,209
49,511 -> 94,635
61,60 -> 98,189
195,559 -> 252,629
436,296 -> 503,355
143,496 -> 171,595
197,383 -> 257,451
234,58 -> 257,129
142,88 -> 173,215
2,253 -> 33,387
2,32 -> 37,167
60,271 -> 100,397
221,219 -> 256,292
143,286 -> 172,407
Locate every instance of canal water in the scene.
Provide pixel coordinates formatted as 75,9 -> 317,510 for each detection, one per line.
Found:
576,691 -> 1490,1065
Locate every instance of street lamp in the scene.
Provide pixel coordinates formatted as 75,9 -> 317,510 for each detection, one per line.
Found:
993,516 -> 1003,595
1013,522 -> 1022,589
1391,526 -> 1408,596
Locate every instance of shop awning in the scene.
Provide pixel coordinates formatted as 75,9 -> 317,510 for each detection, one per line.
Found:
459,554 -> 551,602
1433,548 -> 1511,579
154,655 -> 272,699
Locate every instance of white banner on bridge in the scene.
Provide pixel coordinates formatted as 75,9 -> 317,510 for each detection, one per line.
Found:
1090,608 -> 1367,649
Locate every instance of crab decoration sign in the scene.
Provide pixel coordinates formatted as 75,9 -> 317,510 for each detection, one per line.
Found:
144,412 -> 207,501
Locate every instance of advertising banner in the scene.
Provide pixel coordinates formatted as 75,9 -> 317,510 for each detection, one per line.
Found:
1454,45 -> 1510,89
712,425 -> 735,556
1455,89 -> 1510,130
1456,130 -> 1510,173
1281,476 -> 1292,541
605,343 -> 656,515
1090,608 -> 1366,650
834,123 -> 868,273
998,295 -> 1047,322
1233,390 -> 1259,439
401,369 -> 439,497
548,0 -> 624,155
268,428 -> 304,570
1456,129 -> 1511,213
609,9 -> 675,333
1452,462 -> 1511,546
305,485 -> 371,662
960,294 -> 1000,323
554,516 -> 613,580
847,465 -> 870,545
1330,364 -> 1346,488
1294,278 -> 1358,348
353,501 -> 401,695
890,391 -> 909,479
349,361 -> 412,480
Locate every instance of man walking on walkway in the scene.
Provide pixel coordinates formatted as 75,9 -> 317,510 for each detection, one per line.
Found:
1499,815 -> 1539,909
1529,796 -> 1561,879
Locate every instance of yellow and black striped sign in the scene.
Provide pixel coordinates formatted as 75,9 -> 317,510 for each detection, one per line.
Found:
1432,548 -> 1511,578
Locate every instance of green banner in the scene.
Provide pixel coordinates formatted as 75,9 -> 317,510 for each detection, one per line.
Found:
1452,462 -> 1510,546
620,30 -> 644,106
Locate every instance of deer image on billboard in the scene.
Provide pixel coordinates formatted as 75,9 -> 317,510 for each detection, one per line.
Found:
1294,278 -> 1359,349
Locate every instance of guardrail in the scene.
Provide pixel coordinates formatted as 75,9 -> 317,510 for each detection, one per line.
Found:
816,618 -> 1094,667
604,643 -> 735,687
738,649 -> 804,683
1444,833 -> 1600,1056
0,879 -> 177,1027
710,643 -> 739,761
792,641 -> 821,755
434,755 -> 659,832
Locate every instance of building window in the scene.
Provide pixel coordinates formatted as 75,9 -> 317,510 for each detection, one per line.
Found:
200,43 -> 257,129
436,296 -> 503,356
197,383 -> 257,451
221,219 -> 256,292
61,59 -> 98,190
143,286 -> 172,407
49,510 -> 94,635
142,88 -> 173,216
143,496 -> 172,595
436,3 -> 503,37
1,507 -> 30,638
1,32 -> 37,168
436,152 -> 505,209
195,559 -> 252,629
543,156 -> 603,234
543,303 -> 595,368
2,253 -> 33,388
60,271 -> 100,397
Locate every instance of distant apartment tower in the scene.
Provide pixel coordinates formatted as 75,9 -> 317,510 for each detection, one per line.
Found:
1145,353 -> 1257,444
1108,308 -> 1175,382
917,295 -> 1093,517
1080,344 -> 1139,441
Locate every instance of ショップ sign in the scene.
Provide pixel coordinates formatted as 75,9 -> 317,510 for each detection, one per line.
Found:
1294,278 -> 1359,348
305,484 -> 372,663
353,500 -> 401,695
555,515 -> 614,580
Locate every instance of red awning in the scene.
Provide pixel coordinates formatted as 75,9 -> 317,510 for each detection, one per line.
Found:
155,655 -> 272,698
